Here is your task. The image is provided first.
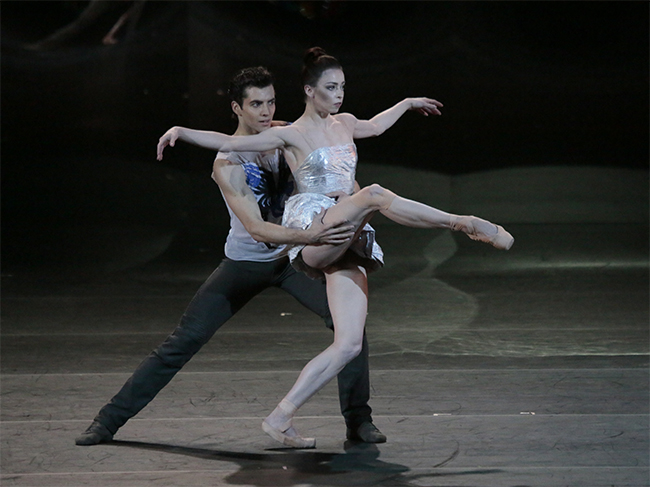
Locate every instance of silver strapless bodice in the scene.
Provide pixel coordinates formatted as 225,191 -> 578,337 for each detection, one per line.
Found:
282,143 -> 384,279
294,144 -> 357,195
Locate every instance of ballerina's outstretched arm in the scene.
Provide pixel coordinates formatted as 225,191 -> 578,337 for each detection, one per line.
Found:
156,125 -> 297,161
337,97 -> 443,140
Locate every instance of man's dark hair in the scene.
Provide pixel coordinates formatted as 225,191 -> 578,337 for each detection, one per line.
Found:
228,66 -> 274,106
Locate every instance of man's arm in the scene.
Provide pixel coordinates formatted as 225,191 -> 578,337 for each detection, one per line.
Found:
339,97 -> 443,140
212,158 -> 354,246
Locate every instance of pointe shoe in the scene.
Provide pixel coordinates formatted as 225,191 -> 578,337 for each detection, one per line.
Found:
262,419 -> 316,449
452,216 -> 514,250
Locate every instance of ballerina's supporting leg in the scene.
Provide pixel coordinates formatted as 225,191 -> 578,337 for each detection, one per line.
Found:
262,264 -> 368,448
262,185 -> 513,447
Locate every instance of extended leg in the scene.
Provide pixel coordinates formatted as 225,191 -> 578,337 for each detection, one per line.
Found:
302,184 -> 513,271
383,196 -> 514,250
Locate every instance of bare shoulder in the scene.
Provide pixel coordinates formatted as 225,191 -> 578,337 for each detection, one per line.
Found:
213,156 -> 233,169
212,157 -> 246,191
271,122 -> 311,161
333,112 -> 358,129
212,155 -> 241,174
267,124 -> 304,147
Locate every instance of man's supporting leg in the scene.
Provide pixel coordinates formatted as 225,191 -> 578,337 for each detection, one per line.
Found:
76,259 -> 271,445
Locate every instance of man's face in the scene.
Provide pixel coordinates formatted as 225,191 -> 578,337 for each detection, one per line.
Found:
234,85 -> 276,134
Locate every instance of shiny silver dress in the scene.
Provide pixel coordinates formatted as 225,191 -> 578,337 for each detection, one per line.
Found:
282,143 -> 384,279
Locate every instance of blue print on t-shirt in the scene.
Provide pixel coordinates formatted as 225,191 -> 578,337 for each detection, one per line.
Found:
241,158 -> 294,223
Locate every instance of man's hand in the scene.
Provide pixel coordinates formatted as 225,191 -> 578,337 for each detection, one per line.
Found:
408,97 -> 443,116
157,127 -> 181,161
306,208 -> 355,245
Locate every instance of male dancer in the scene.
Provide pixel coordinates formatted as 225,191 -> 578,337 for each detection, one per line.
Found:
75,67 -> 387,446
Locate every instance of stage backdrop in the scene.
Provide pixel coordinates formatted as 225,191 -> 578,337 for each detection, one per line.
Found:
2,1 -> 648,270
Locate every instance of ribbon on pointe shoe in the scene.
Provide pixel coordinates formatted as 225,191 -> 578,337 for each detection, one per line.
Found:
262,399 -> 316,449
262,419 -> 316,449
451,216 -> 514,250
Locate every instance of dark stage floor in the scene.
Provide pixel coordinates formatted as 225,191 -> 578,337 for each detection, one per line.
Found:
1,166 -> 648,486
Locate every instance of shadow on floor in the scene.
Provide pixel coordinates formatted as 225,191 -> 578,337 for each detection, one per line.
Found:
107,439 -> 501,486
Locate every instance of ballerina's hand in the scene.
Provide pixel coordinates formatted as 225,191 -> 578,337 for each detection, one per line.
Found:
409,97 -> 443,117
308,208 -> 355,245
325,190 -> 350,201
157,127 -> 180,161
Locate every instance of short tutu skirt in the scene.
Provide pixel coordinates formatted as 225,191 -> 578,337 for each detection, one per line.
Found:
282,192 -> 384,279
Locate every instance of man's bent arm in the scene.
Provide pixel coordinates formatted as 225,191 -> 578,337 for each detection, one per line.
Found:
213,159 -> 353,246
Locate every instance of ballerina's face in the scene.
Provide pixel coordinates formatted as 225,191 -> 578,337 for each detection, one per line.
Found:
309,68 -> 345,113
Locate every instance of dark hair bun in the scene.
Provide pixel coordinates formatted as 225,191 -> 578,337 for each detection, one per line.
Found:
304,47 -> 328,66
301,46 -> 341,87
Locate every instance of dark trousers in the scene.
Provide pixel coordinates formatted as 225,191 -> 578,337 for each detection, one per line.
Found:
95,257 -> 372,434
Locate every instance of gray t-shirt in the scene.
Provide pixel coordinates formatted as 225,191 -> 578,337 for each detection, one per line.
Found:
212,149 -> 295,262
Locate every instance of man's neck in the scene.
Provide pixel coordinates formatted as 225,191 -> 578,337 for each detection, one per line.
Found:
233,126 -> 255,136
234,119 -> 266,137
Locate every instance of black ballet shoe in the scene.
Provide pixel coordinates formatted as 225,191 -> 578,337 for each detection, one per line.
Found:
346,422 -> 387,443
75,421 -> 113,446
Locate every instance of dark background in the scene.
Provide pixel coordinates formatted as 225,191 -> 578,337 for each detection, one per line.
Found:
2,1 -> 648,272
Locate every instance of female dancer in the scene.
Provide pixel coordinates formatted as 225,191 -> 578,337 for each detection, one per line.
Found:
157,48 -> 513,448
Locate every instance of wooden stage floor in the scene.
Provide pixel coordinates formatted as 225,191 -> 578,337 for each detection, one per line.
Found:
2,219 -> 648,486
